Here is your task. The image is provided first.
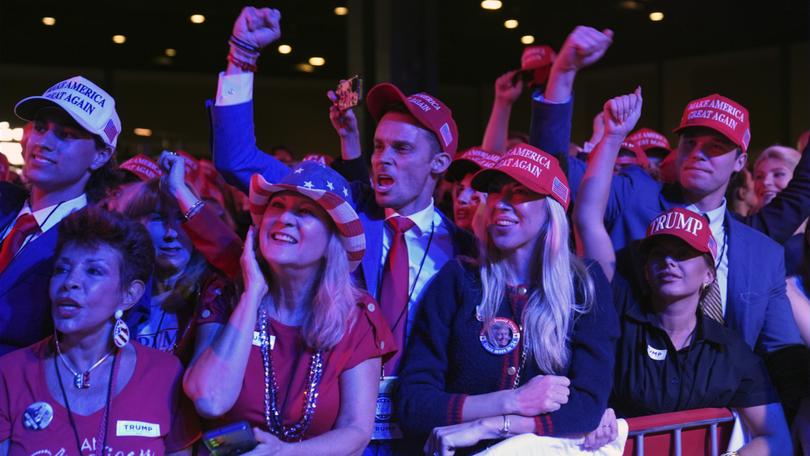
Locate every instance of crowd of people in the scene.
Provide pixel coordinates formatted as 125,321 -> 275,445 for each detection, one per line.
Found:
0,5 -> 808,456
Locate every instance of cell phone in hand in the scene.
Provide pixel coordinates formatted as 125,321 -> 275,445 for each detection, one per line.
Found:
334,75 -> 363,111
202,421 -> 258,456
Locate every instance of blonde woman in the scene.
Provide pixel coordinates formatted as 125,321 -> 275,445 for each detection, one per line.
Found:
397,144 -> 618,455
183,163 -> 395,454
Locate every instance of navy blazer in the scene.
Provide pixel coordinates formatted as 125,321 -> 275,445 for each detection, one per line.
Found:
0,183 -> 55,355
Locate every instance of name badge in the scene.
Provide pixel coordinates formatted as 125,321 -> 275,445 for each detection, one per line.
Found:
647,345 -> 667,361
372,376 -> 403,440
252,331 -> 275,350
116,420 -> 161,437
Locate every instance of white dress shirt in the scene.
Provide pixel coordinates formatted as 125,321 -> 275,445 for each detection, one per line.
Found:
381,200 -> 454,340
1,194 -> 88,252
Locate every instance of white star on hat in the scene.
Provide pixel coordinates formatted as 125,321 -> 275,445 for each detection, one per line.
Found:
342,187 -> 349,197
326,181 -> 334,190
294,168 -> 304,174
303,181 -> 314,189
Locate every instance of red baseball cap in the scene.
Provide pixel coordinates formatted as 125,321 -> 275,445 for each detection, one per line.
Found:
119,154 -> 163,182
366,83 -> 459,155
628,128 -> 671,154
673,94 -> 751,152
445,147 -> 500,183
617,141 -> 649,168
519,45 -> 556,86
471,143 -> 570,210
642,208 -> 718,261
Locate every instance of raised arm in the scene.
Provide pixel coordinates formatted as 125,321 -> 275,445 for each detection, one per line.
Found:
212,6 -> 290,193
528,26 -> 613,200
737,403 -> 792,455
183,227 -> 266,418
573,88 -> 642,280
327,88 -> 370,185
481,70 -> 524,154
160,151 -> 243,279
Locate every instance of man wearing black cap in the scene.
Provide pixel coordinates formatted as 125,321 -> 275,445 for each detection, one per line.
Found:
0,76 -> 119,355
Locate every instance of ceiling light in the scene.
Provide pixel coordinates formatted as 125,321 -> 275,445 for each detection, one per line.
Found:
520,35 -> 535,45
649,11 -> 664,21
619,0 -> 642,10
308,56 -> 326,66
504,19 -> 518,29
133,128 -> 152,137
278,44 -> 292,54
112,35 -> 126,44
0,143 -> 23,166
296,63 -> 315,73
165,48 -> 177,57
334,7 -> 349,16
42,17 -> 56,26
481,0 -> 502,10
190,14 -> 205,24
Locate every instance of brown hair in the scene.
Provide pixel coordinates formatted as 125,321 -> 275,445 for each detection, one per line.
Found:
56,206 -> 154,287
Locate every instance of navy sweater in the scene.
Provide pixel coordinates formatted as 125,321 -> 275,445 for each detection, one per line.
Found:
397,258 -> 619,440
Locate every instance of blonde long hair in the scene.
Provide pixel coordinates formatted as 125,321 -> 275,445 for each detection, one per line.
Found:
262,227 -> 363,351
478,198 -> 595,374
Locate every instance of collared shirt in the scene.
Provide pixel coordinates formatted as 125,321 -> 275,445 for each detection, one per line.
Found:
381,200 -> 453,342
686,199 -> 729,314
0,194 -> 87,252
610,278 -> 778,418
216,72 -> 254,106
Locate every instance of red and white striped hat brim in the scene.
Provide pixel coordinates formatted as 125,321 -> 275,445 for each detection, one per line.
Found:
248,173 -> 365,271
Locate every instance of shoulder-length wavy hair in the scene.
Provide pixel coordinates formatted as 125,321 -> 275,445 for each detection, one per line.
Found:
117,178 -> 210,311
477,197 -> 595,374
258,208 -> 364,351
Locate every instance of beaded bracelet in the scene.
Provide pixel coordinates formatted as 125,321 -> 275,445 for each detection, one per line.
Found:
227,53 -> 258,73
183,199 -> 205,221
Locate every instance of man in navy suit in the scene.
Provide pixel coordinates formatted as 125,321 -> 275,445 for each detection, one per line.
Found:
0,76 -> 120,355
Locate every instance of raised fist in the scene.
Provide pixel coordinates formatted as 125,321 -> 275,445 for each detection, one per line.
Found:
602,87 -> 643,139
232,6 -> 282,50
494,70 -> 524,105
555,26 -> 614,73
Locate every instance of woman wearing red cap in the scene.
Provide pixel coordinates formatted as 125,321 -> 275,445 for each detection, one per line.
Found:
0,207 -> 200,454
396,142 -> 619,455
574,90 -> 791,455
183,162 -> 395,453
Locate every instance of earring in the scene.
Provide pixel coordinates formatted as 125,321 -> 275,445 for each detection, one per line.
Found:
112,309 -> 130,348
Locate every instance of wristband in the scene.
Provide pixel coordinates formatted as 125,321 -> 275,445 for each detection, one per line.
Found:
183,200 -> 205,221
227,54 -> 258,73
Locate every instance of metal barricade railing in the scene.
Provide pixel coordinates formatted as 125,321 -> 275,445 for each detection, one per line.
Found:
623,408 -> 735,456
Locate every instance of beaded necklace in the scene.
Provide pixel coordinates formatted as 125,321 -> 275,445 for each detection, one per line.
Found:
258,306 -> 324,441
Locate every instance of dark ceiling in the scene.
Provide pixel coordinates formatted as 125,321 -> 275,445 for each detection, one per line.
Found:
1,0 -> 808,85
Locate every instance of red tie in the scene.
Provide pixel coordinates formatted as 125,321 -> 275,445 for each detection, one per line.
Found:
381,216 -> 415,375
0,214 -> 40,273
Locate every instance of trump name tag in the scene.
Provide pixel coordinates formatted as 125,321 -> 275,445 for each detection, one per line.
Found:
647,345 -> 667,361
117,420 -> 161,437
372,376 -> 403,440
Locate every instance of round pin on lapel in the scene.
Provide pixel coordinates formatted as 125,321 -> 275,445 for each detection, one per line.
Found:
479,317 -> 520,355
22,401 -> 53,431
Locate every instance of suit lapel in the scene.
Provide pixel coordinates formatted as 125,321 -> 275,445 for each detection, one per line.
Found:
360,213 -> 384,300
0,227 -> 59,297
723,211 -> 742,330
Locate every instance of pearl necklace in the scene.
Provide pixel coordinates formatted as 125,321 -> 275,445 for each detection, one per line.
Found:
259,307 -> 324,442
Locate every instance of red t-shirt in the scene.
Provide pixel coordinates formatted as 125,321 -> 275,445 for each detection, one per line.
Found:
0,338 -> 200,455
197,294 -> 396,439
